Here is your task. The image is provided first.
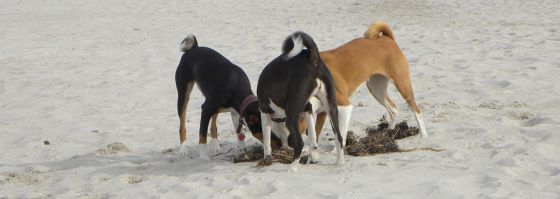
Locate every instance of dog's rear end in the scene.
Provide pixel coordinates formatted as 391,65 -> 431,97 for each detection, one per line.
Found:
175,35 -> 198,155
257,32 -> 344,170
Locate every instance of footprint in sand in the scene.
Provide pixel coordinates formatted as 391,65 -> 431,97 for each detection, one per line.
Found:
522,116 -> 557,127
506,111 -> 534,120
95,142 -> 130,156
1,166 -> 51,186
127,175 -> 144,184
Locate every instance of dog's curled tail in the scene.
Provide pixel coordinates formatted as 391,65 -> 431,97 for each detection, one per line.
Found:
364,21 -> 394,40
282,31 -> 321,67
180,34 -> 198,52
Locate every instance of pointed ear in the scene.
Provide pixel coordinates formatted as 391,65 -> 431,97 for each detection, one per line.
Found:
247,114 -> 259,125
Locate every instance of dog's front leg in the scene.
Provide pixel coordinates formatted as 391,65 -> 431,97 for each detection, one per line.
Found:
230,112 -> 246,158
260,112 -> 273,165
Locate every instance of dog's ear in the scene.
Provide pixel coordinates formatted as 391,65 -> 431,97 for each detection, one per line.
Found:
247,114 -> 259,125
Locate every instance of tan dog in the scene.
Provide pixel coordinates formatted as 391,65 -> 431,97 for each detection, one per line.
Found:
315,21 -> 428,144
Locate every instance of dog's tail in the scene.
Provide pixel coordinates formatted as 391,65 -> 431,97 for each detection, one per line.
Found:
282,31 -> 321,67
364,21 -> 394,40
180,34 -> 198,52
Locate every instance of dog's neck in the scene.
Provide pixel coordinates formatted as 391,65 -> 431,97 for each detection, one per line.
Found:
231,90 -> 256,116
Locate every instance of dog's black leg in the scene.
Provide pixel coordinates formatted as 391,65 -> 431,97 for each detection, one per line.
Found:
328,100 -> 345,165
198,100 -> 220,160
287,131 -> 304,159
286,110 -> 305,171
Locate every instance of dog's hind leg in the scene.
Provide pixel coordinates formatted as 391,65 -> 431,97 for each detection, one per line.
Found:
337,105 -> 353,147
287,131 -> 303,172
260,112 -> 273,165
314,112 -> 327,142
367,74 -> 399,128
177,81 -> 195,156
208,114 -> 223,154
198,101 -> 221,160
304,112 -> 319,164
391,73 -> 428,138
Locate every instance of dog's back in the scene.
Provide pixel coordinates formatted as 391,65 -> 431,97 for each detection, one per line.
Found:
257,32 -> 343,165
176,35 -> 252,99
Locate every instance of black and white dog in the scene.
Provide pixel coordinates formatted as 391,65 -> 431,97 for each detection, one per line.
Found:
175,34 -> 281,160
257,32 -> 344,171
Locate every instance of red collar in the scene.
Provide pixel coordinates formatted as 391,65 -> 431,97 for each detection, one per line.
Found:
238,95 -> 258,117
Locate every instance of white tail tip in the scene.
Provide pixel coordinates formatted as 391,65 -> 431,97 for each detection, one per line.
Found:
286,35 -> 304,59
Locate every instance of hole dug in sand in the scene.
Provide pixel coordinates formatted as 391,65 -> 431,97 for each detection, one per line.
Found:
234,120 -> 444,166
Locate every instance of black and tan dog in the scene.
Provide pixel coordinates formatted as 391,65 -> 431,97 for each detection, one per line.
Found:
175,34 -> 281,160
257,32 -> 344,171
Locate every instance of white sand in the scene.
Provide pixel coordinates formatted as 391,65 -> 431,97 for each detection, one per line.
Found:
1,0 -> 559,198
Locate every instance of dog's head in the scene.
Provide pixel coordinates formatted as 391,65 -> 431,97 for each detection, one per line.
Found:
243,102 -> 282,149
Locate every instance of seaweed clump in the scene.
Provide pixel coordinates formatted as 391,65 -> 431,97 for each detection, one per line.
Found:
345,121 -> 419,156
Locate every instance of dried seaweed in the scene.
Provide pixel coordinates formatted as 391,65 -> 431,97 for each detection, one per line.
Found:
345,121 -> 418,156
233,120 -> 429,165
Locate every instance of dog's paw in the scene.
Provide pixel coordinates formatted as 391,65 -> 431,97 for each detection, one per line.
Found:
420,129 -> 429,138
199,154 -> 211,160
336,156 -> 345,165
307,150 -> 319,164
198,144 -> 210,160
336,151 -> 345,165
289,160 -> 300,172
178,143 -> 188,156
208,139 -> 223,154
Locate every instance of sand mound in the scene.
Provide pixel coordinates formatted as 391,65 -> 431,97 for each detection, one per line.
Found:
95,142 -> 131,156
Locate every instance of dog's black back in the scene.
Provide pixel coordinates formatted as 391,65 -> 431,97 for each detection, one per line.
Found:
176,47 -> 253,102
257,32 -> 342,160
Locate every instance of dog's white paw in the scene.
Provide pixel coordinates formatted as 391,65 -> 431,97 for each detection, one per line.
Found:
200,154 -> 210,160
420,129 -> 429,138
307,150 -> 319,164
289,160 -> 300,172
178,143 -> 188,156
336,158 -> 345,165
336,149 -> 345,165
208,139 -> 223,154
336,154 -> 345,165
198,144 -> 210,160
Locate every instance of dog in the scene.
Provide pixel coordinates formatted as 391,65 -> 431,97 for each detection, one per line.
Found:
175,34 -> 281,160
314,21 -> 428,143
257,31 -> 344,171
